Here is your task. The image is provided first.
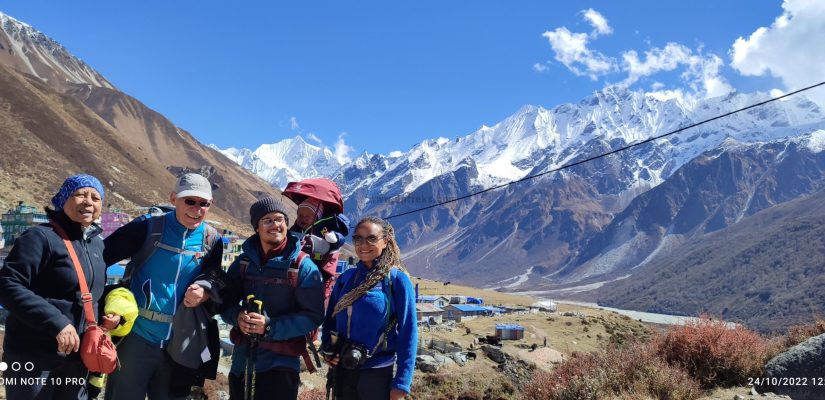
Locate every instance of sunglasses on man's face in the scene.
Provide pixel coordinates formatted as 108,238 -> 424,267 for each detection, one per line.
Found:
183,198 -> 211,208
352,235 -> 383,246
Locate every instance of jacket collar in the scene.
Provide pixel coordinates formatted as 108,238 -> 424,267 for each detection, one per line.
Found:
46,208 -> 103,241
164,210 -> 205,236
241,233 -> 300,267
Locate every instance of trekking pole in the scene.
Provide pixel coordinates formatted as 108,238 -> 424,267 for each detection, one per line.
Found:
244,295 -> 263,400
325,364 -> 336,400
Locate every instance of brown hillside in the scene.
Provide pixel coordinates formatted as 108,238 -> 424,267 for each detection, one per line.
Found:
0,64 -> 286,233
65,84 -> 294,227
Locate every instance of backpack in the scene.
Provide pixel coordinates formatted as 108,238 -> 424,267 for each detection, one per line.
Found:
121,214 -> 219,286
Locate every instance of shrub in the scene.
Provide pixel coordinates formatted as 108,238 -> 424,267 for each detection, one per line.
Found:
522,342 -> 701,400
654,315 -> 774,388
783,318 -> 825,348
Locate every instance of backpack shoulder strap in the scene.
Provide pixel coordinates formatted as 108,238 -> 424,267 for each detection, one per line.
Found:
123,215 -> 165,283
238,255 -> 251,280
289,251 -> 309,288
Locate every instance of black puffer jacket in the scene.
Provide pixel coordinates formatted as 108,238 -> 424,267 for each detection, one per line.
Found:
0,209 -> 107,359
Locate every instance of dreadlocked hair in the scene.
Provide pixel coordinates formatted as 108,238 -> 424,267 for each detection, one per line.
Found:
332,217 -> 407,317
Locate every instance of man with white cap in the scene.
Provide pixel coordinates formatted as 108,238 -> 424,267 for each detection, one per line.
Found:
102,173 -> 223,400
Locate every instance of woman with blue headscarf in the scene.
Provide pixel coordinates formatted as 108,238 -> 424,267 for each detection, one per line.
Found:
0,174 -> 120,400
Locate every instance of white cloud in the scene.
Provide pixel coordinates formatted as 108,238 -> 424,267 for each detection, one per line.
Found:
770,88 -> 786,98
542,9 -> 734,99
622,43 -> 693,85
289,116 -> 300,131
730,0 -> 825,105
389,151 -> 403,158
334,132 -> 354,164
581,8 -> 612,37
542,26 -> 617,80
305,132 -> 322,145
621,42 -> 732,98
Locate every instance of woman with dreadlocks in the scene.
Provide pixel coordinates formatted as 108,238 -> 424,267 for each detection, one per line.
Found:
321,217 -> 418,400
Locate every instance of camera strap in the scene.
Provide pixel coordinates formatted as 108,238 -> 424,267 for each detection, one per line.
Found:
371,315 -> 397,356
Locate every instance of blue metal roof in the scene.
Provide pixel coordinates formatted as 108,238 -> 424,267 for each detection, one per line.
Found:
418,295 -> 439,301
450,304 -> 488,312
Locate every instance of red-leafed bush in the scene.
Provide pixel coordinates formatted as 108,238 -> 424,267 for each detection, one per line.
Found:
654,315 -> 774,388
783,318 -> 825,348
522,342 -> 701,400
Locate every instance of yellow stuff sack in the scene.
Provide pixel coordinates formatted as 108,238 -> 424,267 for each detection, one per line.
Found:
104,287 -> 138,337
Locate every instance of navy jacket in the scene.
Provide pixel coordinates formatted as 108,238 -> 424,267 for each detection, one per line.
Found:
0,209 -> 106,360
220,234 -> 324,374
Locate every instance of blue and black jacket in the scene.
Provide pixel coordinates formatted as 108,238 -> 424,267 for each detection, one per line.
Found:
321,262 -> 418,394
220,233 -> 325,374
103,212 -> 221,346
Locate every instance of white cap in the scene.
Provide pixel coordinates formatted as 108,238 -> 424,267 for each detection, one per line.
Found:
175,173 -> 213,200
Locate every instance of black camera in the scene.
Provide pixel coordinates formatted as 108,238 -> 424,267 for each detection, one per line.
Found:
339,342 -> 369,370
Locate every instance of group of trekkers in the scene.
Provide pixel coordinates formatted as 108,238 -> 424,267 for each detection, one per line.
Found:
0,172 -> 418,400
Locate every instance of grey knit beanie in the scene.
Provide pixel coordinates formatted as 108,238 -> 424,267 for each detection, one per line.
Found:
250,197 -> 290,229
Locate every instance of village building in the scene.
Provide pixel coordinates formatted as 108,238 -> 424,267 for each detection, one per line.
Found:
100,209 -> 131,238
443,304 -> 489,322
416,303 -> 446,325
417,295 -> 451,308
220,229 -> 242,270
495,323 -> 525,340
1,202 -> 47,247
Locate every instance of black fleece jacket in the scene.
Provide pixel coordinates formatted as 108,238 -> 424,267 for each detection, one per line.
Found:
0,209 -> 107,359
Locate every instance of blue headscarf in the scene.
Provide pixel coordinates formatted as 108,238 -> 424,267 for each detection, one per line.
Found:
51,174 -> 106,210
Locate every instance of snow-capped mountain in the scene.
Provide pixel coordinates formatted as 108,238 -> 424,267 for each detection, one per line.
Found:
219,85 -> 824,290
212,136 -> 342,189
337,86 -> 823,216
0,11 -> 114,90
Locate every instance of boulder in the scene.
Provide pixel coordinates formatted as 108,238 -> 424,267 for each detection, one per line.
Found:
449,352 -> 468,366
763,333 -> 825,400
482,344 -> 507,364
418,359 -> 440,373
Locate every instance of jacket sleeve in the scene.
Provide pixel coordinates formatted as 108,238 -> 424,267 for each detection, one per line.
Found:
195,237 -> 226,313
267,257 -> 324,340
103,216 -> 148,265
0,228 -> 73,337
218,257 -> 244,326
391,270 -> 418,394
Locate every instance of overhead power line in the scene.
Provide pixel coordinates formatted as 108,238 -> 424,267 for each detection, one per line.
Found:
385,80 -> 825,220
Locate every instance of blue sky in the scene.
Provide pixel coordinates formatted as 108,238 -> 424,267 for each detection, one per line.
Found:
2,1 -> 820,161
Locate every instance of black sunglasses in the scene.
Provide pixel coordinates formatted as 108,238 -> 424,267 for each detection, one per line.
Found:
352,235 -> 383,245
183,198 -> 211,208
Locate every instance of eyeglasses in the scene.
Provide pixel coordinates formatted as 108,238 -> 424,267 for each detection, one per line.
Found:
183,198 -> 211,208
352,235 -> 384,246
260,216 -> 286,227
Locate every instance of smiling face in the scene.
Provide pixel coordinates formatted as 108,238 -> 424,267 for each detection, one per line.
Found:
256,211 -> 288,250
353,222 -> 387,267
170,193 -> 211,229
62,187 -> 102,227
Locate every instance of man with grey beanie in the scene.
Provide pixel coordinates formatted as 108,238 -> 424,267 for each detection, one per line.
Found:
220,196 -> 324,399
